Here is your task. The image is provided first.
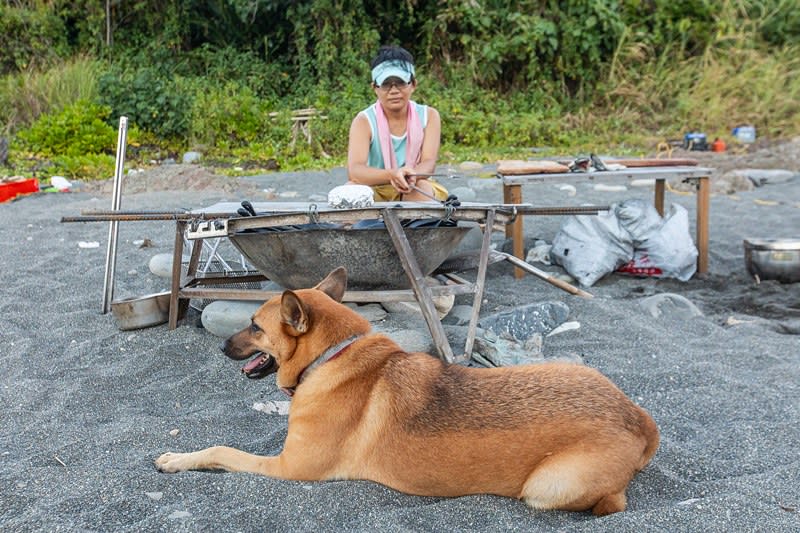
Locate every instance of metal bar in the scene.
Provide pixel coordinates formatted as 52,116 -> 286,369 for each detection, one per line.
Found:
168,221 -> 186,329
101,116 -> 127,314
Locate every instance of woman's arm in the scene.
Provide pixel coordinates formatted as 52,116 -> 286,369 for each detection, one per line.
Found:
414,106 -> 441,176
347,113 -> 395,187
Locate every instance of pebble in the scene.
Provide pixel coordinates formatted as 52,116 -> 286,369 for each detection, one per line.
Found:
594,184 -> 628,192
78,241 -> 100,248
253,401 -> 290,415
169,429 -> 180,436
168,511 -> 192,519
145,492 -> 163,501
557,184 -> 577,196
547,321 -> 581,336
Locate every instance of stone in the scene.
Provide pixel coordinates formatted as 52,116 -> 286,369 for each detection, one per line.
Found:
557,184 -> 577,196
449,186 -> 476,203
730,168 -> 797,186
525,241 -> 552,265
148,253 -> 190,278
385,329 -> 433,353
442,304 -> 474,326
479,301 -> 570,340
201,300 -> 264,338
354,303 -> 388,323
182,151 -> 202,164
638,293 -> 703,319
594,184 -> 628,192
459,161 -> 484,171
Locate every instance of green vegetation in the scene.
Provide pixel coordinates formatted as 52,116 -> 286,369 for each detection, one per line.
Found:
1,1 -> 798,181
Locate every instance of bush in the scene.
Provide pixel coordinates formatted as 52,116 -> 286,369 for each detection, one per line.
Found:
0,5 -> 69,74
188,82 -> 277,149
98,65 -> 190,139
15,100 -> 116,157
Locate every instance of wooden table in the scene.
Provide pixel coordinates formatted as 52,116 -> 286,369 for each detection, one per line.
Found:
498,166 -> 714,278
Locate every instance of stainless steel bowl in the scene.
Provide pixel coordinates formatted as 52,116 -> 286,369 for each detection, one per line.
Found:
743,238 -> 800,283
111,291 -> 171,330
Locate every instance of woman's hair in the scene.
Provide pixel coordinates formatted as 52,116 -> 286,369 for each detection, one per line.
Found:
370,45 -> 415,70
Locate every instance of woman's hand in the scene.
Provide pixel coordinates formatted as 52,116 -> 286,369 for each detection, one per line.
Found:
390,166 -> 417,193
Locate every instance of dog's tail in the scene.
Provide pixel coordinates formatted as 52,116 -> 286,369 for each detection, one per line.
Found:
637,409 -> 660,471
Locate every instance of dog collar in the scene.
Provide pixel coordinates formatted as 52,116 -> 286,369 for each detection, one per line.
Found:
297,335 -> 361,385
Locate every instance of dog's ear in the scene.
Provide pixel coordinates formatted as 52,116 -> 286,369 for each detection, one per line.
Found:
313,267 -> 347,303
280,290 -> 308,335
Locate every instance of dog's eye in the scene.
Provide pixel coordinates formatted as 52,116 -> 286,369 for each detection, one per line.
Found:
249,322 -> 261,333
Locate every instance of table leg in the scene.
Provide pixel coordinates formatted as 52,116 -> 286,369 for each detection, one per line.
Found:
654,179 -> 665,217
503,183 -> 525,278
696,176 -> 710,274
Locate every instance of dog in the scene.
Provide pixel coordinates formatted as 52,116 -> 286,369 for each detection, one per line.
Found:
156,267 -> 659,515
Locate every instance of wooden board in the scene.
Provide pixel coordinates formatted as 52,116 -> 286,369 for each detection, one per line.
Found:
497,160 -> 570,175
556,158 -> 699,168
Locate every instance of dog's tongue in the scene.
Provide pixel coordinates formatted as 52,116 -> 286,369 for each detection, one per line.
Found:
243,356 -> 264,373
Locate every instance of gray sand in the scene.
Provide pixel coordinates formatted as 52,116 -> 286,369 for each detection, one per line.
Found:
1,160 -> 798,532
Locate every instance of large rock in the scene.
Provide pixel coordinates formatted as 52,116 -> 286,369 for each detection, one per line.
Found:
201,300 -> 263,338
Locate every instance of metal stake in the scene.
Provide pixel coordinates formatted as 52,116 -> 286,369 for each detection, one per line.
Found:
101,116 -> 128,314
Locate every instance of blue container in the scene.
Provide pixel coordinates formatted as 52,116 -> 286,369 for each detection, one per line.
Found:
732,125 -> 756,143
683,132 -> 708,150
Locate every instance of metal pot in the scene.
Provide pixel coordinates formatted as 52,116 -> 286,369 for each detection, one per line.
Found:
743,238 -> 800,283
111,291 -> 171,330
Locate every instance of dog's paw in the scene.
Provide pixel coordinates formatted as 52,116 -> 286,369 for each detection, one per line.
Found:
155,452 -> 191,473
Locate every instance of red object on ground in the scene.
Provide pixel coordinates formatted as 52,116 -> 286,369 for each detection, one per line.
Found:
711,138 -> 727,152
0,178 -> 39,203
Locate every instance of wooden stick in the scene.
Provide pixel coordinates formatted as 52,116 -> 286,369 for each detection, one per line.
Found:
494,251 -> 593,298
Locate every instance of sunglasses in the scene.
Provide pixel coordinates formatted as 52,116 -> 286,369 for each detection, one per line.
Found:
376,79 -> 410,91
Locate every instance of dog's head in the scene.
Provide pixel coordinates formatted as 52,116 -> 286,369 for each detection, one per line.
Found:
220,267 -> 370,393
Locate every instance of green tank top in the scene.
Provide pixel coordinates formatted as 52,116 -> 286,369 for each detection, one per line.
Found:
361,101 -> 428,169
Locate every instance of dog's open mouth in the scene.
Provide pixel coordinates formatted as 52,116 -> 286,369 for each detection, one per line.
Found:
241,352 -> 278,380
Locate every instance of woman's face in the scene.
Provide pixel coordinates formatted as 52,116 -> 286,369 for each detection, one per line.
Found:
374,76 -> 416,113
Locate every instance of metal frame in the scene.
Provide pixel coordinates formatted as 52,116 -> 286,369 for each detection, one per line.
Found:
168,203 -> 516,363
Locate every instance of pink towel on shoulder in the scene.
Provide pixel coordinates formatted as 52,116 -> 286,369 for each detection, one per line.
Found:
374,101 -> 423,169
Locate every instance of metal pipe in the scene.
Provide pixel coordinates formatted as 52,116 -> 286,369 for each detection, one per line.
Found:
101,116 -> 128,314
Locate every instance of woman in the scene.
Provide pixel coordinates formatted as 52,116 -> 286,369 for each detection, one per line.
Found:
346,45 -> 448,202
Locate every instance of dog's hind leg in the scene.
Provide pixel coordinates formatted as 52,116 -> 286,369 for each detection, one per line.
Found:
155,446 -> 283,476
520,449 -> 633,515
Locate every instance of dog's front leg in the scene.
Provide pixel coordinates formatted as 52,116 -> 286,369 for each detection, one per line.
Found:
155,446 -> 283,476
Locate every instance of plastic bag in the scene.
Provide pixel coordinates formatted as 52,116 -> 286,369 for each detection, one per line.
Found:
551,199 -> 698,286
618,204 -> 697,281
550,209 -> 633,287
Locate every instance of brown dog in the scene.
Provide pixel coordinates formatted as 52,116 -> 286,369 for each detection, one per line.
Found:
155,267 -> 659,515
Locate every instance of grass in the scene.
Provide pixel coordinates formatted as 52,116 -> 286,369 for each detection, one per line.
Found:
0,55 -> 101,136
